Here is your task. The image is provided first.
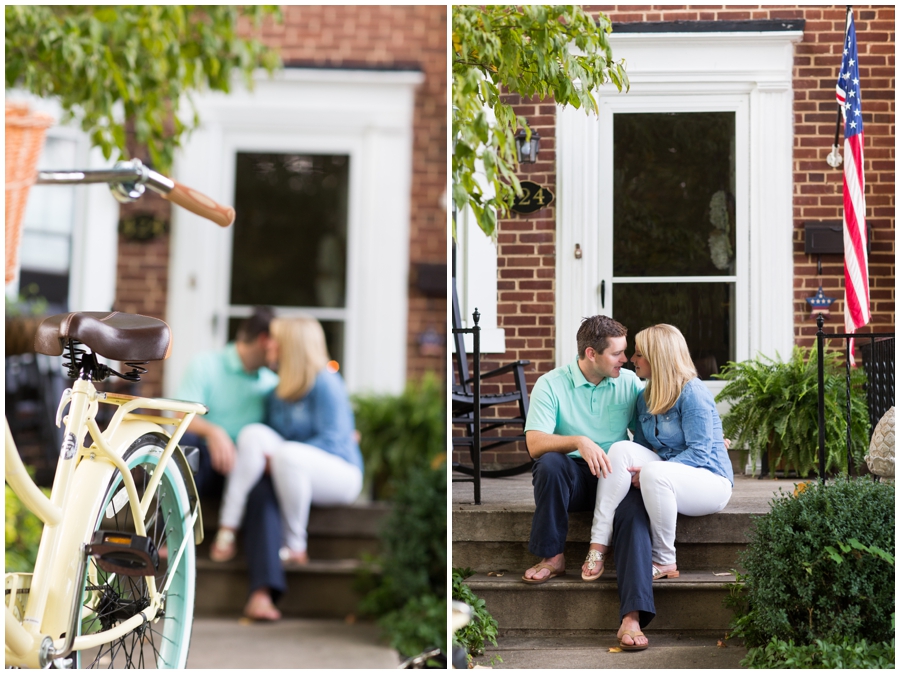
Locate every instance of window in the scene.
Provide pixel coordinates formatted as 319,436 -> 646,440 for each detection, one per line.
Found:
611,112 -> 737,379
227,152 -> 350,364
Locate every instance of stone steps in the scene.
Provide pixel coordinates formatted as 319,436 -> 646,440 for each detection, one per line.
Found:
453,473 -> 799,668
195,501 -> 388,618
471,633 -> 747,669
463,571 -> 738,634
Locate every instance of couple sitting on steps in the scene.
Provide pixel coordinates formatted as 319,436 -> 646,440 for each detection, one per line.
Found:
521,316 -> 734,651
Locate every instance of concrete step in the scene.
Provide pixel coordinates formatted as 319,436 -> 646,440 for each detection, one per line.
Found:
197,501 -> 389,561
471,633 -> 747,669
194,501 -> 389,618
464,571 -> 738,634
195,558 -> 373,619
453,509 -> 751,573
452,474 -> 800,574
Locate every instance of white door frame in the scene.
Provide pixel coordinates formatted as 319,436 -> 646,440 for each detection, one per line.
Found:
558,29 -> 802,383
165,68 -> 422,397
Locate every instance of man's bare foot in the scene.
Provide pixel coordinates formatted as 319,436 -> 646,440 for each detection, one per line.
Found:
522,553 -> 565,583
581,543 -> 608,580
617,611 -> 649,648
244,589 -> 281,621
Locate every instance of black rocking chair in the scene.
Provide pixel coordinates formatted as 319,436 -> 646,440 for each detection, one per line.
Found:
452,271 -> 533,504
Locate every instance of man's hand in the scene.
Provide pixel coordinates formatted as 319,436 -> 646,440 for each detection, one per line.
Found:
206,426 -> 237,475
627,465 -> 642,489
576,437 -> 612,478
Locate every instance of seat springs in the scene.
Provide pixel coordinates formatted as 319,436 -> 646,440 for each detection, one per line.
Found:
62,340 -> 148,382
64,339 -> 87,379
117,362 -> 148,382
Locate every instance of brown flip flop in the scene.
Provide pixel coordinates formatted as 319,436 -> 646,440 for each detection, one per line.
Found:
618,629 -> 649,651
521,562 -> 566,584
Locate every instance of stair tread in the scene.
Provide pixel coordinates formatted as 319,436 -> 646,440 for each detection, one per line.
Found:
197,557 -> 372,575
465,570 -> 737,588
472,634 -> 746,669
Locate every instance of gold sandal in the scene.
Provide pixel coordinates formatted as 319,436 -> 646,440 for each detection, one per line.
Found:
210,528 -> 237,563
581,548 -> 606,581
652,564 -> 680,581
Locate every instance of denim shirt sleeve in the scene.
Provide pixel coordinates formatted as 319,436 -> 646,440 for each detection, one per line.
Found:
302,372 -> 355,456
665,383 -> 717,470
268,372 -> 355,457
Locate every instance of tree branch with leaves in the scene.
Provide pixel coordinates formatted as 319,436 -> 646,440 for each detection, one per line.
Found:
452,5 -> 629,237
5,5 -> 281,172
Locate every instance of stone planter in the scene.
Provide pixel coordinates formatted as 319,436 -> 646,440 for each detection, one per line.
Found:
728,448 -> 750,476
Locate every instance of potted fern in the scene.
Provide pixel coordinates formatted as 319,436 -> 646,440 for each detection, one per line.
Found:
714,345 -> 869,477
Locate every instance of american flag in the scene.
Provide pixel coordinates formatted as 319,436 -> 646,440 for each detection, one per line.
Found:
835,10 -> 870,340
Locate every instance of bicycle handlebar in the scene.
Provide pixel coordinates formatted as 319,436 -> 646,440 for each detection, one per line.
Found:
35,159 -> 235,227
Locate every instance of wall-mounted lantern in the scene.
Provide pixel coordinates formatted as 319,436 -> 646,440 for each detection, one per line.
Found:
514,128 -> 541,164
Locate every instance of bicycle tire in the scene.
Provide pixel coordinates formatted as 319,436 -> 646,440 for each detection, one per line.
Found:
76,433 -> 195,669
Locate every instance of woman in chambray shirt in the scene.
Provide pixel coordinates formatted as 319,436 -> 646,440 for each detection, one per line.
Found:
211,315 -> 363,620
582,324 -> 732,583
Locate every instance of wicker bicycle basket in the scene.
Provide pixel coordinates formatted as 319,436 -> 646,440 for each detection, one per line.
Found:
6,103 -> 55,284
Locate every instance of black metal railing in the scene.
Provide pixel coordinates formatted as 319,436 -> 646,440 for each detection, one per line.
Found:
815,314 -> 895,483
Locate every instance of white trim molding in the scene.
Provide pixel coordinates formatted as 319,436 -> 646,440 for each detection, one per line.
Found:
165,68 -> 422,397
558,29 -> 801,367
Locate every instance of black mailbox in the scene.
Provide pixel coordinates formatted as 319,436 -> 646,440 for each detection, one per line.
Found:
804,220 -> 871,256
804,221 -> 843,255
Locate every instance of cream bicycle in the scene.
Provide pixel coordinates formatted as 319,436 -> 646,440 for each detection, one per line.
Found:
5,161 -> 233,668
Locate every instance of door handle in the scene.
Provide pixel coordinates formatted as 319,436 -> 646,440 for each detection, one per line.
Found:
600,280 -> 605,310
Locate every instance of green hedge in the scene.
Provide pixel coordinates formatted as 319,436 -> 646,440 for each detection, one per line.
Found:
730,478 -> 894,667
354,375 -> 447,666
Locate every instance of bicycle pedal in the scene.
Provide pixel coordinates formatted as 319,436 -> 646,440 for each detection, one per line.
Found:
88,531 -> 159,577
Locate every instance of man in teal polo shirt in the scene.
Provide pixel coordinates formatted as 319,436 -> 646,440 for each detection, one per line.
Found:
522,315 -> 655,650
176,307 -> 279,496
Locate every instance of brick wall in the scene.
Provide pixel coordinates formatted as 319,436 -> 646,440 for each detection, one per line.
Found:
454,5 -> 895,468
115,6 -> 447,397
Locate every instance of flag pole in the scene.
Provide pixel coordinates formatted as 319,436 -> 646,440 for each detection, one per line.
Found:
829,7 -> 853,165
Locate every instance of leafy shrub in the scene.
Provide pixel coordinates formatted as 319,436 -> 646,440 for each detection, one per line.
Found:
5,481 -> 47,572
353,372 -> 445,499
358,457 -> 446,665
716,345 -> 869,476
742,636 -> 895,669
731,478 -> 894,652
452,568 -> 501,666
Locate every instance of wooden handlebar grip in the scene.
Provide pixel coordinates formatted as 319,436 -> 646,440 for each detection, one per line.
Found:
164,181 -> 235,227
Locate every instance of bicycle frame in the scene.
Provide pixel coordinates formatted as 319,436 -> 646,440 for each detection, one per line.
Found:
5,378 -> 207,668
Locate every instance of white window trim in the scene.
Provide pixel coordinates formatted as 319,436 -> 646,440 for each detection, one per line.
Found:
558,30 -> 802,393
454,205 -> 506,353
165,68 -> 422,397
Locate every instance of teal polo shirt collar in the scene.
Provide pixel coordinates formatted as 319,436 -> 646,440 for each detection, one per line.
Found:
568,357 -> 614,389
224,343 -> 247,374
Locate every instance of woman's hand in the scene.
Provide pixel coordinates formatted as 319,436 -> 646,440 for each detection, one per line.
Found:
627,465 -> 642,489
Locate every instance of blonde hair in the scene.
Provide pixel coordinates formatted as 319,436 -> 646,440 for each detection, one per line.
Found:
271,316 -> 330,401
635,324 -> 697,415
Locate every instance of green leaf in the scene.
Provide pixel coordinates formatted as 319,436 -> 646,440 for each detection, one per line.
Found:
452,5 -> 627,238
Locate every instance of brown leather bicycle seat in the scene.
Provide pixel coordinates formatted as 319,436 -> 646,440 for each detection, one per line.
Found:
34,312 -> 173,362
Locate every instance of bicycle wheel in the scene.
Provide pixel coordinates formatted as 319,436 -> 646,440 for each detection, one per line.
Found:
76,433 -> 195,668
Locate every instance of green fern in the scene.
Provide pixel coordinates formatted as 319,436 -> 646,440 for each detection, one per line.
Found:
715,345 -> 869,477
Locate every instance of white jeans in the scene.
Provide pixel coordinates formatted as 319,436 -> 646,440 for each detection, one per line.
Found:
590,440 -> 732,565
220,423 -> 363,552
